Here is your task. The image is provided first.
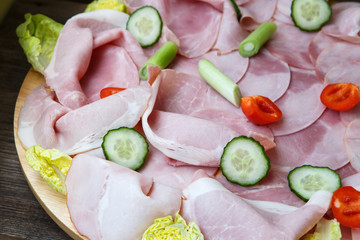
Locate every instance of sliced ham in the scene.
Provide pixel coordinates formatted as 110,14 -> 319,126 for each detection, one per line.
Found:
308,30 -> 339,66
170,50 -> 249,84
213,0 -> 248,54
237,49 -> 290,102
45,10 -> 147,109
181,176 -> 332,240
322,2 -> 360,44
344,119 -> 360,172
315,41 -> 360,81
66,153 -> 181,240
124,0 -> 222,58
269,67 -> 326,136
18,84 -> 151,154
340,104 -> 360,126
238,0 -> 277,31
324,61 -> 360,86
266,21 -> 316,70
267,109 -> 349,170
215,167 -> 305,207
139,145 -> 218,189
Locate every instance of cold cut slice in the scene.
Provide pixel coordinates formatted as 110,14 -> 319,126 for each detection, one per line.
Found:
181,176 -> 332,240
66,153 -> 181,240
344,119 -> 360,172
269,67 -> 325,136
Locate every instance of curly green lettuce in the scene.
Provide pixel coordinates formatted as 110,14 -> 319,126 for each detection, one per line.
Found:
84,0 -> 129,14
25,145 -> 72,195
301,218 -> 342,240
16,13 -> 63,74
142,212 -> 204,240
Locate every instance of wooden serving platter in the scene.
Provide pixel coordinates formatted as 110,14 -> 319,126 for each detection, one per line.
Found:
13,68 -> 85,240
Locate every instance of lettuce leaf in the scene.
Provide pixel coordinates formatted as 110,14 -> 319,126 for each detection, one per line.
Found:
84,0 -> 129,14
301,218 -> 342,240
16,13 -> 63,74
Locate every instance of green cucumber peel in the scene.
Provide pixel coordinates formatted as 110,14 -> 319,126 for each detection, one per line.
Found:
198,59 -> 241,107
230,0 -> 242,21
139,41 -> 178,80
238,22 -> 277,57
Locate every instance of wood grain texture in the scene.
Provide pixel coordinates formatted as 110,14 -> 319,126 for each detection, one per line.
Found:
13,69 -> 86,240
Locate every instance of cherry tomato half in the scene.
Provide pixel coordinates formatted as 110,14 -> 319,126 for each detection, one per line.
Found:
100,87 -> 126,99
320,83 -> 359,111
331,186 -> 360,228
240,95 -> 282,125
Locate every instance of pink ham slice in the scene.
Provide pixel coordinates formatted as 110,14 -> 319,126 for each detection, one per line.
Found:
45,10 -> 147,109
340,104 -> 360,126
215,168 -> 305,207
238,0 -> 277,31
322,2 -> 360,44
266,21 -> 316,70
237,49 -> 290,101
344,119 -> 360,172
17,84 -> 151,154
124,0 -> 222,58
269,67 -> 325,136
315,41 -> 360,81
308,30 -> 339,66
181,176 -> 332,240
213,0 -> 248,54
80,44 -> 140,102
170,50 -> 249,83
324,61 -> 360,86
139,145 -> 218,189
267,109 -> 349,170
66,153 -> 181,240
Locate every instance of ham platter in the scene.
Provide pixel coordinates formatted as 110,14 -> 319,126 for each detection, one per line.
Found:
14,0 -> 360,239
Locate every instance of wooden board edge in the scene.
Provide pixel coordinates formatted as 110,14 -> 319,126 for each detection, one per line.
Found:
13,68 -> 86,240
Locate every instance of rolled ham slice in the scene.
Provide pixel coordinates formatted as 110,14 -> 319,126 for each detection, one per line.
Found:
66,153 -> 181,240
267,109 -> 349,170
269,67 -> 326,136
45,10 -> 147,109
181,176 -> 332,240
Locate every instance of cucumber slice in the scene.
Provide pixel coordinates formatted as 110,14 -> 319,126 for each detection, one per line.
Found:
220,136 -> 270,186
288,165 -> 341,201
291,0 -> 332,31
126,6 -> 163,47
102,127 -> 148,170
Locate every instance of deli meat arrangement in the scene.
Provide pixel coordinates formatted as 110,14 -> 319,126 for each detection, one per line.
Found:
16,0 -> 360,239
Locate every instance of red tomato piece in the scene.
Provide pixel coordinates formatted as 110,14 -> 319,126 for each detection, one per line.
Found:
100,87 -> 126,99
240,95 -> 282,125
331,186 -> 360,228
320,83 -> 359,111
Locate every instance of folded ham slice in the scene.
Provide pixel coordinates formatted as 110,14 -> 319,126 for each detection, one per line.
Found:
181,176 -> 332,240
18,84 -> 151,154
45,10 -> 147,109
66,153 -> 181,240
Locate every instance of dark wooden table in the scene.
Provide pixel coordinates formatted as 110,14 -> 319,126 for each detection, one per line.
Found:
0,1 -> 91,239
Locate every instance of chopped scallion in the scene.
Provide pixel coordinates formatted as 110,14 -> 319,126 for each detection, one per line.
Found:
198,59 -> 242,107
238,22 -> 277,57
139,41 -> 178,80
